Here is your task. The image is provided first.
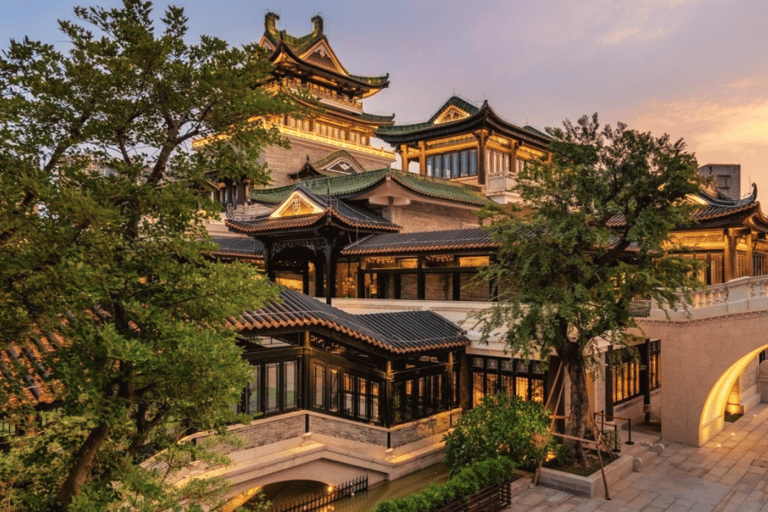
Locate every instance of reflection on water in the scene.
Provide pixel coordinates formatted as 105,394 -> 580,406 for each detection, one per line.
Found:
244,463 -> 450,512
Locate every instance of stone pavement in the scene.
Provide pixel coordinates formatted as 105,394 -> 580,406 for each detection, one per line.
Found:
504,403 -> 768,512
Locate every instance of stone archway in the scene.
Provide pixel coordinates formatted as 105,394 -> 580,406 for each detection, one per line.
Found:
638,313 -> 768,446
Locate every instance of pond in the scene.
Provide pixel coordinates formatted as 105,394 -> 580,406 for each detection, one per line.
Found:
244,462 -> 451,511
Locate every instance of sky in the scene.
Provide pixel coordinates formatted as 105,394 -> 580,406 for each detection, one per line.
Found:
3,0 -> 768,201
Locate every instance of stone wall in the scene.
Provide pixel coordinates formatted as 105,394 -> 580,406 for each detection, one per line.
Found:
392,202 -> 481,233
309,415 -> 388,447
390,409 -> 460,448
210,414 -> 305,455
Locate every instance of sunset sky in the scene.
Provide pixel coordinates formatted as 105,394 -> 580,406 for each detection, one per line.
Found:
4,0 -> 767,200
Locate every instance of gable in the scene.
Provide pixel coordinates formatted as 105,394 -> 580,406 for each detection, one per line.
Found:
300,39 -> 348,75
323,158 -> 363,175
433,105 -> 472,125
269,190 -> 325,219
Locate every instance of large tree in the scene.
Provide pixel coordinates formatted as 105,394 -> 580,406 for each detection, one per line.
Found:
472,114 -> 702,463
0,1 -> 301,510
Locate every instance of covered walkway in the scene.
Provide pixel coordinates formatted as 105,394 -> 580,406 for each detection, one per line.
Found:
505,403 -> 768,511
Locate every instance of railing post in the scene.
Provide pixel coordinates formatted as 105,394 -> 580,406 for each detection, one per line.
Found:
626,418 -> 634,445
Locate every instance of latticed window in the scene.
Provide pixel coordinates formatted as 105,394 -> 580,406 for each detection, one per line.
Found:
240,359 -> 299,416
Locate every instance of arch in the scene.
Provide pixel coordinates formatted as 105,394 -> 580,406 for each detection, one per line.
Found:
699,344 -> 768,444
638,313 -> 768,446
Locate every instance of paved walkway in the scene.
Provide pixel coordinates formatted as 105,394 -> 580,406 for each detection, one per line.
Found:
504,403 -> 768,512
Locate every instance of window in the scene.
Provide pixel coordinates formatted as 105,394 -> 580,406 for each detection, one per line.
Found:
612,349 -> 641,404
266,363 -> 279,412
313,363 -> 326,408
471,356 -> 546,406
649,341 -> 661,391
239,360 -> 300,416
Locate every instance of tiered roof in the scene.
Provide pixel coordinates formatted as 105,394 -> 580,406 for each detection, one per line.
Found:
260,13 -> 390,99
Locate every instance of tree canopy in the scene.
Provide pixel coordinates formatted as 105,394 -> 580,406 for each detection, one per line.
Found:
472,114 -> 703,462
0,1 -> 301,509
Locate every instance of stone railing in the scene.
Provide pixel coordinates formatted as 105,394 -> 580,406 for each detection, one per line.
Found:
650,275 -> 768,320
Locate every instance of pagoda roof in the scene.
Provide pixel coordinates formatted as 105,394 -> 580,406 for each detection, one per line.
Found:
607,184 -> 768,232
342,227 -> 497,256
230,287 -> 469,357
250,168 -> 493,208
261,13 -> 389,98
376,96 -> 551,149
288,150 -> 368,180
226,186 -> 400,236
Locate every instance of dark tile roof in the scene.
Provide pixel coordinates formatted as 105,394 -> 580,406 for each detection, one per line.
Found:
606,184 -> 766,230
227,187 -> 400,235
342,227 -> 496,255
210,237 -> 265,260
1,332 -> 60,408
231,287 -> 469,356
250,168 -> 492,207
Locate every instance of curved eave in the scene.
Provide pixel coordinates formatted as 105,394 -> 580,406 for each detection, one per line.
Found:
225,211 -> 399,236
270,43 -> 388,96
377,105 -> 550,150
342,240 -> 498,256
294,96 -> 394,127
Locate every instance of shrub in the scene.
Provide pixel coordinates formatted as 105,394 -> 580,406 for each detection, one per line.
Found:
444,393 -> 554,475
372,458 -> 516,512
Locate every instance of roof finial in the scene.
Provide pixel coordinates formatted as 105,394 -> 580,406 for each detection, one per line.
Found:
265,12 -> 279,34
311,14 -> 324,35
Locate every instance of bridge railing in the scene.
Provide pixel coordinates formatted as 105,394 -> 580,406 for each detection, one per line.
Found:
650,274 -> 768,320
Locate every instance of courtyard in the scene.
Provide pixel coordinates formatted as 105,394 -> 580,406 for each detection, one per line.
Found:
505,403 -> 768,511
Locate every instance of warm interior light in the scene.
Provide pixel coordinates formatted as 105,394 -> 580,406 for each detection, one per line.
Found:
699,345 -> 767,445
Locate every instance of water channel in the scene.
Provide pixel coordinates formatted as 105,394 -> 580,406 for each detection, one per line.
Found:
244,462 -> 451,511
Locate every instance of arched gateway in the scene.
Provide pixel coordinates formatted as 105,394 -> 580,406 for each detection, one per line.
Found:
638,276 -> 768,446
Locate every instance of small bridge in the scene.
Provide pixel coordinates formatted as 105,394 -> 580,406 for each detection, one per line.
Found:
638,275 -> 768,446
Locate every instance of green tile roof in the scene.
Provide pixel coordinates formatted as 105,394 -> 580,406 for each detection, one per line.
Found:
250,169 -> 492,207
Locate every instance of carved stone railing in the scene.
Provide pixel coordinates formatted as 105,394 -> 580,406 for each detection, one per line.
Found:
650,275 -> 768,320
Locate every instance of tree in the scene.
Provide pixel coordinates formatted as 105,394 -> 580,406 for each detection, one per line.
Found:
444,393 -> 553,475
472,114 -> 702,464
0,1 -> 301,509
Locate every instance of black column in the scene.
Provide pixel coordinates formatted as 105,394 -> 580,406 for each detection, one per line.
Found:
605,347 -> 614,421
640,338 -> 651,423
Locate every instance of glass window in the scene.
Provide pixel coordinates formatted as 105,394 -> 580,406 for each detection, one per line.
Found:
451,152 -> 460,178
284,361 -> 297,409
358,377 -> 368,420
344,374 -> 354,416
461,150 -> 470,177
329,369 -> 340,412
433,154 -> 442,179
247,365 -> 261,414
314,364 -> 326,409
469,150 -> 477,176
371,383 -> 380,423
266,363 -> 278,412
426,155 -> 434,177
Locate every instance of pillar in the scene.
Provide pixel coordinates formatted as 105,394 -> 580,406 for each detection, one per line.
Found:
418,141 -> 426,176
302,331 -> 311,410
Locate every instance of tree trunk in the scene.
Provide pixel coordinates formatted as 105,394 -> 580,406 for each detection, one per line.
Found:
53,422 -> 111,510
563,347 -> 590,465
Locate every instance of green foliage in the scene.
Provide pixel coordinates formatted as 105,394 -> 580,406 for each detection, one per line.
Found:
444,393 -> 553,475
0,1 -> 301,510
470,114 -> 703,459
372,458 -> 516,512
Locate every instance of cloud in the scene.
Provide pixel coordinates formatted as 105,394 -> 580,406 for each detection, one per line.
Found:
630,96 -> 768,199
